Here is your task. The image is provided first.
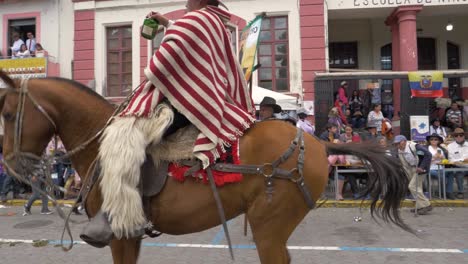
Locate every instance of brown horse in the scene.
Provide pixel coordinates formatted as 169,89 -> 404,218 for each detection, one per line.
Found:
0,72 -> 410,264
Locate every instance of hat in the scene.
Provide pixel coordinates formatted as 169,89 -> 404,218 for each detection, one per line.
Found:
297,108 -> 308,116
393,135 -> 407,144
452,127 -> 465,135
259,96 -> 282,113
426,133 -> 443,142
340,81 -> 348,86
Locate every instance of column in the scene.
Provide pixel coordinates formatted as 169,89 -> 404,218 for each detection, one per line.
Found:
385,6 -> 422,133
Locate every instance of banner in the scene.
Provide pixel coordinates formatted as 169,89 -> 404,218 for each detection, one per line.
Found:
408,71 -> 443,98
410,115 -> 430,142
239,14 -> 264,82
0,57 -> 47,88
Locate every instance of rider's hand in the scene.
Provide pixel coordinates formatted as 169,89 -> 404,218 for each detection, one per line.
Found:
146,11 -> 170,27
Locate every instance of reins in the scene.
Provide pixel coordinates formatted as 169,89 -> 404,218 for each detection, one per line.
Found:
0,78 -> 144,251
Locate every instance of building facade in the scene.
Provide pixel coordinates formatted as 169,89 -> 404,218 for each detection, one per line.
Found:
1,0 -> 467,117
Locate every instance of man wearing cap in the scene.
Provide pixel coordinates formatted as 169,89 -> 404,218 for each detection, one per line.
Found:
259,96 -> 282,120
92,0 -> 256,243
296,108 -> 315,135
393,135 -> 432,214
446,128 -> 467,199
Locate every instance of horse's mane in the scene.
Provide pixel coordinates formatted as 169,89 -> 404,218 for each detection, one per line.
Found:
46,77 -> 110,105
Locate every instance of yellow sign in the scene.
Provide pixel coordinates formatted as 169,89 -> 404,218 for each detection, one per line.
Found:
0,57 -> 47,79
239,15 -> 263,82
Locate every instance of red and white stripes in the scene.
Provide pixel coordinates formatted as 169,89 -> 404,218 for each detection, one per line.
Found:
120,6 -> 254,167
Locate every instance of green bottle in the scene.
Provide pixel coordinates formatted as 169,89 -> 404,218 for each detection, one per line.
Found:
141,18 -> 159,40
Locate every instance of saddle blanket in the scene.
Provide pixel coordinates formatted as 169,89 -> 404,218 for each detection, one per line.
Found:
168,140 -> 242,187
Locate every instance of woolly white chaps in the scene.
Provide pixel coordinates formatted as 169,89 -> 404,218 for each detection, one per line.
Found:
98,104 -> 174,239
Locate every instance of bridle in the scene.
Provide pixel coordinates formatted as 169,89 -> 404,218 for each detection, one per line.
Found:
0,79 -> 109,251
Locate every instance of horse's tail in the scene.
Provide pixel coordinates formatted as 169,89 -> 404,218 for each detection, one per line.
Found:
325,142 -> 413,233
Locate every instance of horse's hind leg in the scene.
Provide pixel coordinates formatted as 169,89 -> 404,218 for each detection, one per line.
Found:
110,238 -> 142,264
248,203 -> 306,263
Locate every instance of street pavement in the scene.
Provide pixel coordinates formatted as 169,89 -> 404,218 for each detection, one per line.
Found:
0,205 -> 467,264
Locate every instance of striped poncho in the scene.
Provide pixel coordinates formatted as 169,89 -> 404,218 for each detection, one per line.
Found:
120,6 -> 255,168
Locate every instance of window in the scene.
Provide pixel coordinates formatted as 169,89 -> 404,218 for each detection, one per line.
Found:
417,38 -> 436,70
380,43 -> 393,105
106,26 -> 132,97
328,42 -> 358,69
447,42 -> 461,100
8,18 -> 36,57
257,16 -> 289,92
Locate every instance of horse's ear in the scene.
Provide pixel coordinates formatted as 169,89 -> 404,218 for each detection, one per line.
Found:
0,70 -> 16,89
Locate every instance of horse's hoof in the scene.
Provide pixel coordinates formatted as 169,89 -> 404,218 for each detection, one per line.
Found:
80,210 -> 113,248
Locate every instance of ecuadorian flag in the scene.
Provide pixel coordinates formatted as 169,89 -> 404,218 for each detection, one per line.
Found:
408,71 -> 443,98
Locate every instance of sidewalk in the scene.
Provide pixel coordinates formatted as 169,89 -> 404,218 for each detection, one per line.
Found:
2,198 -> 467,208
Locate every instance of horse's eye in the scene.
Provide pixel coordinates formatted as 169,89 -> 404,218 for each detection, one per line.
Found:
2,112 -> 14,121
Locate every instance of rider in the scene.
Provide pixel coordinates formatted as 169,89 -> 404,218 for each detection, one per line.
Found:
92,0 -> 255,243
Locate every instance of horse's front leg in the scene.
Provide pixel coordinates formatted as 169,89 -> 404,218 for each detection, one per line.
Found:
110,238 -> 142,264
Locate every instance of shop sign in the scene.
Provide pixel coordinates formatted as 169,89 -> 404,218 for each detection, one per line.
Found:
328,0 -> 468,9
0,57 -> 47,83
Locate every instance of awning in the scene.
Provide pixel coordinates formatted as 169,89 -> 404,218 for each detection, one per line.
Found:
251,85 -> 298,110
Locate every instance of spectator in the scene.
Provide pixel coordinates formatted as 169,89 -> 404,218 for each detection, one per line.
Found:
10,32 -> 24,58
351,110 -> 366,129
446,128 -> 467,199
23,171 -> 53,216
319,123 -> 339,142
25,32 -> 36,54
425,134 -> 450,198
367,104 -> 384,134
334,99 -> 348,125
15,44 -> 31,58
349,90 -> 363,116
327,139 -> 347,200
393,135 -> 432,215
34,43 -> 47,58
381,117 -> 394,141
328,107 -> 345,133
339,125 -> 359,143
296,108 -> 315,135
446,102 -> 462,131
361,85 -> 373,117
361,123 -> 379,142
429,118 -> 448,141
337,81 -> 349,112
258,96 -> 281,120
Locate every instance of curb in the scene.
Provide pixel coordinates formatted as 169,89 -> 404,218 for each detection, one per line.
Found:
316,199 -> 468,208
2,199 -> 467,208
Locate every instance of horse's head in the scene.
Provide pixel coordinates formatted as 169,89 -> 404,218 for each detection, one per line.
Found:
0,71 -> 56,174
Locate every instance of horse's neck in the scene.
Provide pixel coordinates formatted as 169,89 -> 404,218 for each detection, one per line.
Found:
52,87 -> 114,180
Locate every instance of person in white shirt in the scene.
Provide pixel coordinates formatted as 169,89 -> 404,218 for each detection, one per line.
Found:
446,127 -> 468,199
15,44 -> 31,58
367,104 -> 384,133
429,118 -> 448,141
26,32 -> 36,54
425,133 -> 451,198
10,32 -> 24,58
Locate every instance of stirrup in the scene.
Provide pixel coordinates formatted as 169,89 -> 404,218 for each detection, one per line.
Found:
80,210 -> 114,248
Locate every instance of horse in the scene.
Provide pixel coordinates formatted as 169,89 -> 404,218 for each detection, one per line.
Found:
0,71 -> 410,264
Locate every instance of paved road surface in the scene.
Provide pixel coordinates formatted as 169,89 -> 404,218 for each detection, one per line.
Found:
0,205 -> 467,264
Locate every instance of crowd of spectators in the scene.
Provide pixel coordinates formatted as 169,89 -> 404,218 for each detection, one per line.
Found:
317,80 -> 467,206
1,31 -> 46,59
0,137 -> 82,216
